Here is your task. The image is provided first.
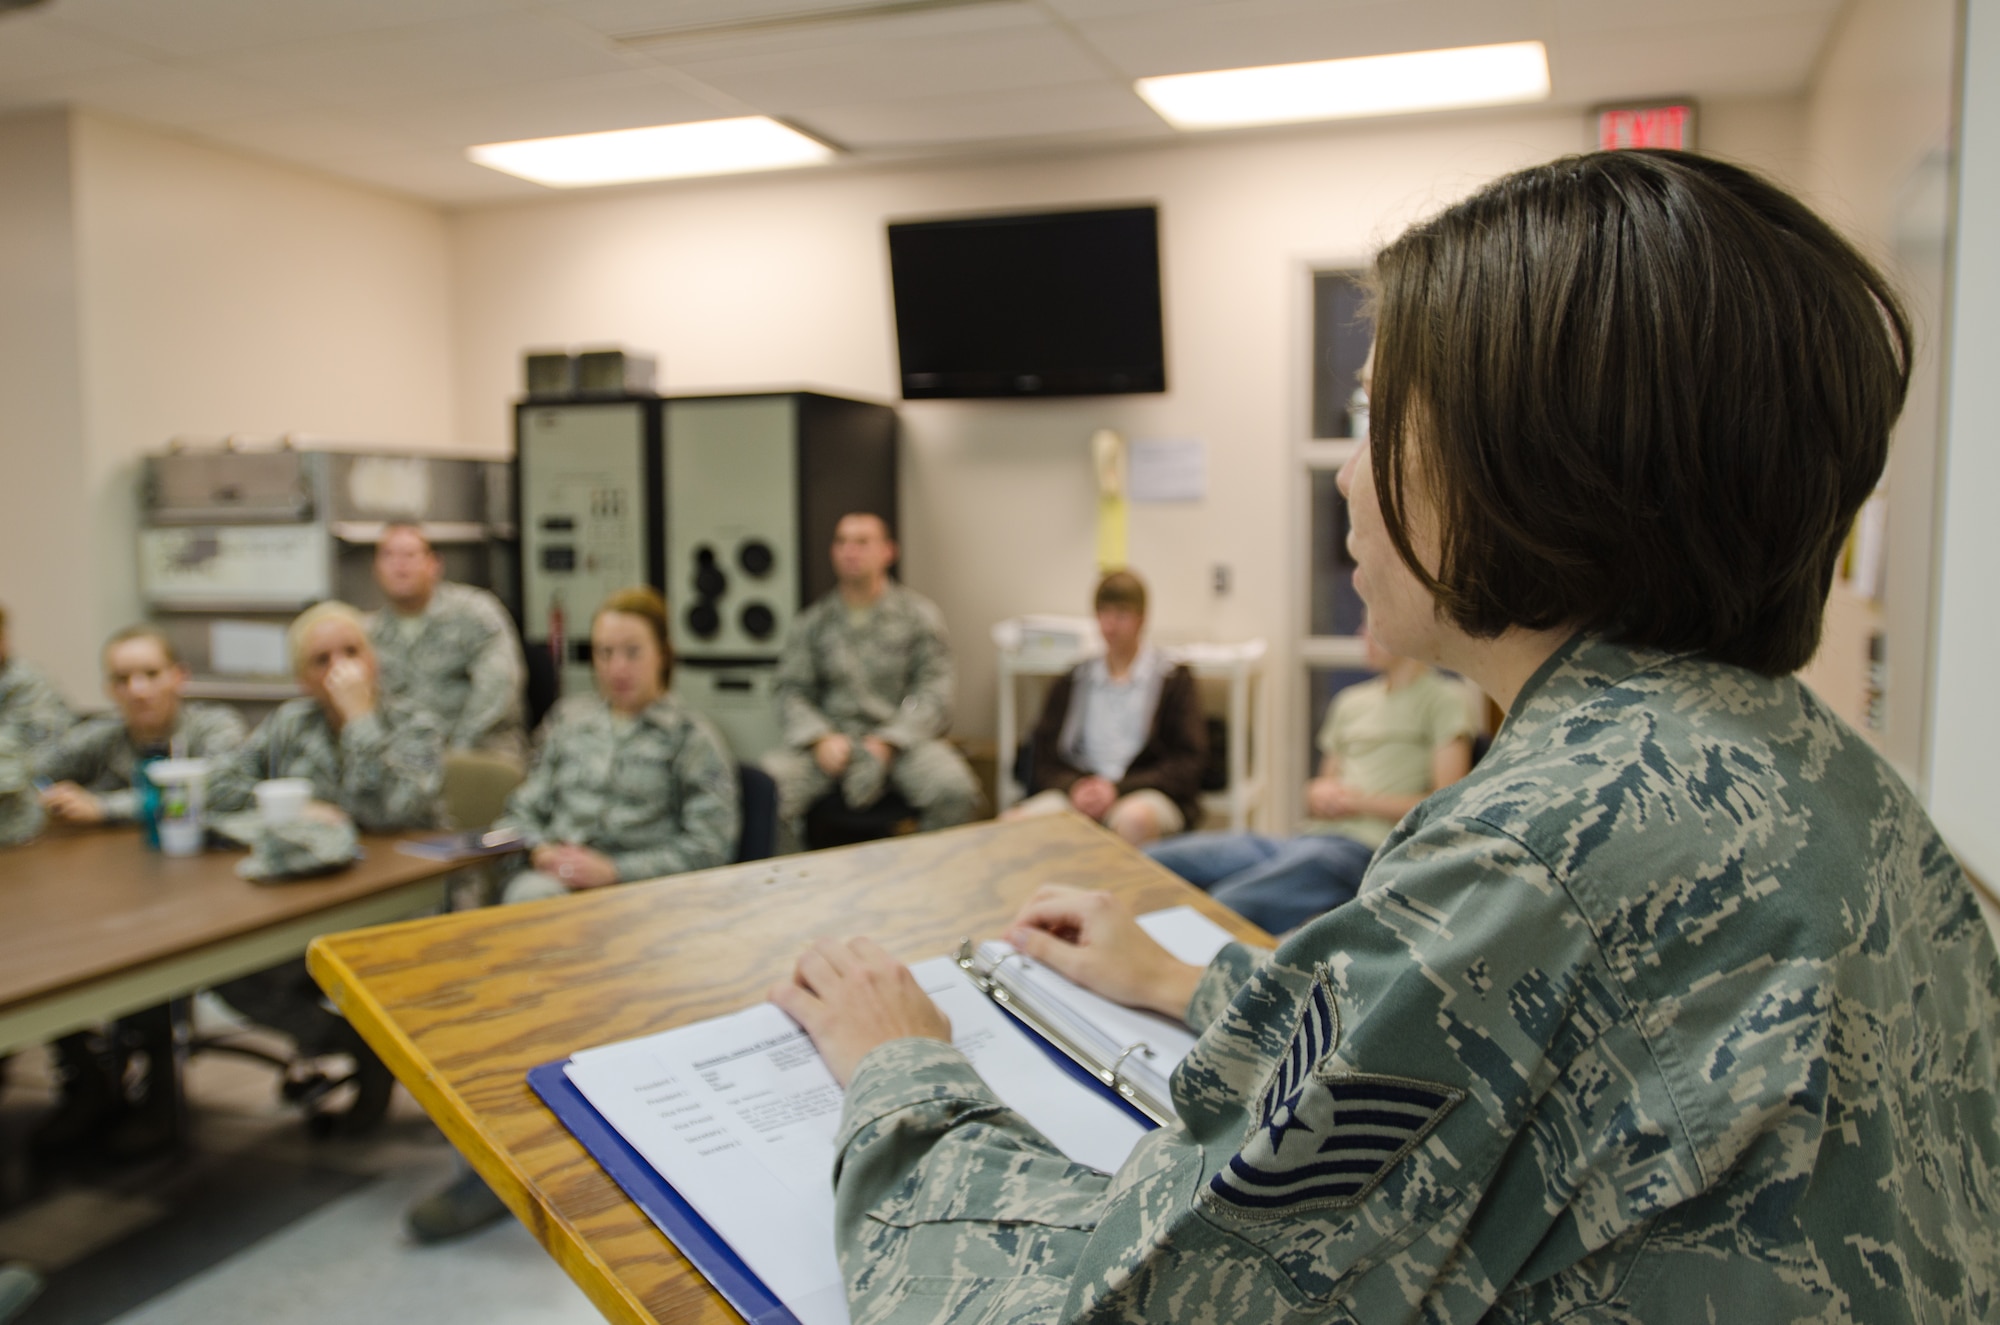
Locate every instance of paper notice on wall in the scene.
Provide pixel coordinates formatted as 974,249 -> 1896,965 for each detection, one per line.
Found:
1128,438 -> 1206,503
210,621 -> 290,676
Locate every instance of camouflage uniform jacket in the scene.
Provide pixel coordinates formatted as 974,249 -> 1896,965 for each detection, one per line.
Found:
832,637 -> 2000,1324
0,656 -> 74,749
368,581 -> 527,761
35,702 -> 247,822
207,696 -> 444,833
500,693 -> 740,882
775,584 -> 956,751
0,727 -> 42,846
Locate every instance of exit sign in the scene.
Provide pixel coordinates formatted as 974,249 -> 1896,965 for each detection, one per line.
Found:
1595,101 -> 1697,151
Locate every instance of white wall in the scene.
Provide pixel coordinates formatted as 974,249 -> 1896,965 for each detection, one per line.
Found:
1794,0 -> 1959,779
1931,0 -> 2000,883
454,101 -> 1807,767
0,110 -> 91,691
1,111 -> 459,701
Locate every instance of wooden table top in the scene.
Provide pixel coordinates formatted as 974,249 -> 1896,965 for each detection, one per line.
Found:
309,815 -> 1269,1325
0,825 -> 461,1014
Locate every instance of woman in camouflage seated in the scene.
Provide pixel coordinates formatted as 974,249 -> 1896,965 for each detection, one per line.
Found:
771,151 -> 2000,1324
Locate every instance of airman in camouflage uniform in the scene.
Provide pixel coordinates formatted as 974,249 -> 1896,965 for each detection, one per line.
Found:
0,729 -> 43,847
830,638 -> 2000,1323
369,579 -> 527,763
0,655 -> 73,751
764,580 -> 980,848
496,692 -> 740,902
37,702 -> 246,823
206,694 -> 445,833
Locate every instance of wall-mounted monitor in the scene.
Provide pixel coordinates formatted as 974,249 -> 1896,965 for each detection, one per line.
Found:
887,204 -> 1166,399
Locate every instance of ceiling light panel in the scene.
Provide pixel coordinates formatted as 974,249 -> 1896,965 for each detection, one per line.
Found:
1137,41 -> 1552,130
468,116 -> 834,187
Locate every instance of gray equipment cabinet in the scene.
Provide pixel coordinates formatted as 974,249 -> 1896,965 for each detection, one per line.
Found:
513,390 -> 897,761
139,446 -> 516,721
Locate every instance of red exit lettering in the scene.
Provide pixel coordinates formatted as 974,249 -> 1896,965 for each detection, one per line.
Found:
1597,104 -> 1693,151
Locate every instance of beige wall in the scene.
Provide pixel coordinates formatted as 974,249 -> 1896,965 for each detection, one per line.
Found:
2,111 -> 458,702
0,110 -> 91,694
1793,0 -> 1959,782
453,100 -> 1808,774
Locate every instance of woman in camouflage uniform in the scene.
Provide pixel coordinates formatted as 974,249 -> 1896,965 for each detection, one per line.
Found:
493,584 -> 739,903
773,152 -> 2000,1324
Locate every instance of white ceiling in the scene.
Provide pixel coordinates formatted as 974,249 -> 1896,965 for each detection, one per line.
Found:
0,0 -> 1846,205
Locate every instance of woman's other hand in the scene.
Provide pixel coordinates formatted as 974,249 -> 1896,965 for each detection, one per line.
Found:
769,937 -> 951,1086
1005,885 -> 1204,1021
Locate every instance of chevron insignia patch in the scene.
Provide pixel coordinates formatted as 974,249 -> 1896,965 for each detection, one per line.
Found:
1207,970 -> 1462,1214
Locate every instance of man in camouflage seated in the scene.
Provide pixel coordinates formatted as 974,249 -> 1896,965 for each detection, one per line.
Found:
761,513 -> 979,852
368,522 -> 526,764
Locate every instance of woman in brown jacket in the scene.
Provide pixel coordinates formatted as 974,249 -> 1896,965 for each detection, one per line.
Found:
1005,570 -> 1206,845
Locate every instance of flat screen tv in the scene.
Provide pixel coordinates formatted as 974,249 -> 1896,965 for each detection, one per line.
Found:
887,205 -> 1165,399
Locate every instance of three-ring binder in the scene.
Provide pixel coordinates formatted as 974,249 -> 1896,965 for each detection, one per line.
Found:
955,938 -> 1176,1125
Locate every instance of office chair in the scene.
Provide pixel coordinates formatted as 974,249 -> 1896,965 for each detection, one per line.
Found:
736,764 -> 779,862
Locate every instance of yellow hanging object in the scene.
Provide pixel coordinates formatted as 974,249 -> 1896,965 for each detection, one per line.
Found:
1091,428 -> 1128,572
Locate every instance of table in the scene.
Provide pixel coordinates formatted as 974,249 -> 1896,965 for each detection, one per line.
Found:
308,814 -> 1269,1325
0,826 -> 462,1057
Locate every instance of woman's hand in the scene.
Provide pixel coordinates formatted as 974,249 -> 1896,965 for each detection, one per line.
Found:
1005,885 -> 1204,1021
40,782 -> 106,824
769,937 -> 951,1087
1068,776 -> 1118,820
532,842 -> 619,889
322,657 -> 377,725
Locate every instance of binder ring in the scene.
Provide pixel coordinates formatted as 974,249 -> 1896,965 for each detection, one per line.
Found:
1107,1040 -> 1154,1092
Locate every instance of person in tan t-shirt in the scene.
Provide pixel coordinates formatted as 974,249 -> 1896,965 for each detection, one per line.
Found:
1144,626 -> 1474,933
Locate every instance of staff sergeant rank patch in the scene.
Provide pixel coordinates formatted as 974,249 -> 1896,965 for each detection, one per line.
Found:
1209,968 -> 1462,1214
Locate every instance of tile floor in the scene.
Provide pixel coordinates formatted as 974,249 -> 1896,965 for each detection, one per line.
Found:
0,1011 -> 603,1325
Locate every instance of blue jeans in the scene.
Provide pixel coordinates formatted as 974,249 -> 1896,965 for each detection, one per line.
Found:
1144,831 -> 1375,935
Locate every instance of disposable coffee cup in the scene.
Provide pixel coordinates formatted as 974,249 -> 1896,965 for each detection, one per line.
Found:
254,777 -> 313,825
148,758 -> 210,858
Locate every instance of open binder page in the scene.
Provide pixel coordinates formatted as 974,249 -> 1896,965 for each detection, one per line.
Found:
966,905 -> 1240,1122
562,955 -> 1150,1325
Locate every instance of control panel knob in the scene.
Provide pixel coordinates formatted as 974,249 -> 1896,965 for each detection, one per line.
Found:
740,602 -> 776,640
686,602 -> 720,639
738,540 -> 775,578
694,564 -> 726,600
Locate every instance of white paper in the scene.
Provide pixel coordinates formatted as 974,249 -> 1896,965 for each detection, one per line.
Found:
209,620 -> 290,676
564,955 -> 1151,1325
1127,437 -> 1206,503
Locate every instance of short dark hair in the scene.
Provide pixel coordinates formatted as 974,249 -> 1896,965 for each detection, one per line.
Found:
1094,569 -> 1147,616
595,585 -> 674,686
1368,149 -> 1911,676
104,624 -> 181,669
836,511 -> 895,542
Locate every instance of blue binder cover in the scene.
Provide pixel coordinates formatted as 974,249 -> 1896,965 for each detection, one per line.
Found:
528,1012 -> 1157,1325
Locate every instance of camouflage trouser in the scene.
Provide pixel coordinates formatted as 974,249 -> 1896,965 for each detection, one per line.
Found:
761,737 -> 981,853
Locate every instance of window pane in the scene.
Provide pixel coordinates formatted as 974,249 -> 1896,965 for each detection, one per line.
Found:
1311,270 -> 1372,439
1306,667 -> 1376,773
1309,469 -> 1365,637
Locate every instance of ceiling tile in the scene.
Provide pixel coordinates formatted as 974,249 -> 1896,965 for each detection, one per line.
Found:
0,60 -> 301,129
664,17 -> 1106,113
0,13 -> 149,84
1552,0 -> 1840,39
204,11 -> 640,108
1070,0 -> 1545,78
1552,11 -> 1838,101
802,80 -> 1169,147
371,69 -> 733,150
302,146 -> 553,203
193,107 -> 430,164
624,1 -> 1047,64
46,0 -> 546,60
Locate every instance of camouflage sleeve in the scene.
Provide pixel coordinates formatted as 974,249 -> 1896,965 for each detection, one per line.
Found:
6,668 -> 75,749
876,601 -> 953,749
205,714 -> 278,814
0,731 -> 44,846
336,708 -> 444,832
604,720 -> 742,881
832,1037 -> 1112,1325
453,595 -> 527,752
191,703 -> 251,759
1184,941 -> 1270,1032
776,611 -> 836,749
495,716 -> 560,846
31,718 -> 107,788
